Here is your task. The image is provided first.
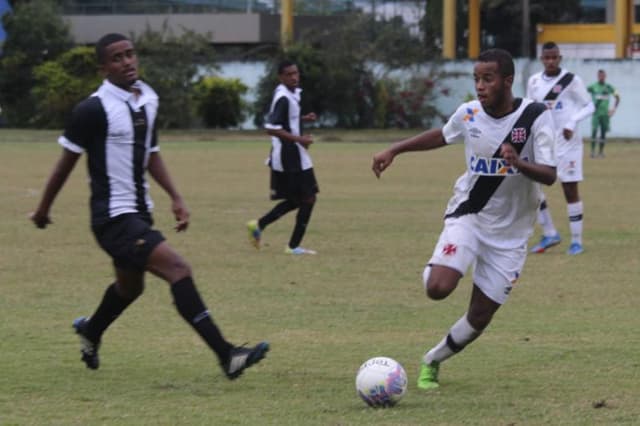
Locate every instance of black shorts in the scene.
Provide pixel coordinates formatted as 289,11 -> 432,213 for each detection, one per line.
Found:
92,213 -> 165,272
270,168 -> 319,201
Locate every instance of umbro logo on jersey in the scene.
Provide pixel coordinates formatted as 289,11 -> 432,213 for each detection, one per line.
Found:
469,127 -> 482,138
511,127 -> 527,144
469,155 -> 524,175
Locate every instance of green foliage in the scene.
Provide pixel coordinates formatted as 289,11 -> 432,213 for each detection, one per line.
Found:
32,47 -> 101,128
133,23 -> 216,129
193,76 -> 248,128
254,12 -> 451,129
0,0 -> 73,126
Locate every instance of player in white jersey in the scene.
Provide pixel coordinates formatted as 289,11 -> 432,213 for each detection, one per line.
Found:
372,49 -> 557,390
526,42 -> 594,255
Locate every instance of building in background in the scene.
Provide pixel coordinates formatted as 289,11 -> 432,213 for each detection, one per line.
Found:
536,0 -> 640,58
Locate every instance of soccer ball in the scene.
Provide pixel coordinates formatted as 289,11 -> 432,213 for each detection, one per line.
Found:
355,356 -> 407,408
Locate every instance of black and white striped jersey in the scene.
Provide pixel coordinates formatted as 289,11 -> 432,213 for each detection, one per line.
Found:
441,98 -> 557,248
264,84 -> 313,172
58,79 -> 159,226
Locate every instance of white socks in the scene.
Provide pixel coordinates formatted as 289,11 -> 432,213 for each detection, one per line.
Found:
567,201 -> 583,245
538,196 -> 558,237
424,314 -> 480,365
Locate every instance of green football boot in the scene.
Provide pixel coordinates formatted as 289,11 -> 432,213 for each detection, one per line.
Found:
417,361 -> 440,390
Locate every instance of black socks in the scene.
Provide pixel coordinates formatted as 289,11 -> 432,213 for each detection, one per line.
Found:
85,283 -> 135,343
171,277 -> 233,362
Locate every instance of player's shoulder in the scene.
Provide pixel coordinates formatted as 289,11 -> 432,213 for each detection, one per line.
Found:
527,71 -> 543,84
72,95 -> 104,119
450,99 -> 481,121
521,98 -> 547,113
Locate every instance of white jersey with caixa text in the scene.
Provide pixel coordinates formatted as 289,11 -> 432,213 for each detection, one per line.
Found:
441,98 -> 557,248
526,69 -> 593,156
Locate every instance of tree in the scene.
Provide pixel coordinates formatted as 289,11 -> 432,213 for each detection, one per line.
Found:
0,0 -> 72,126
133,23 -> 216,129
32,46 -> 101,128
254,10 -> 441,128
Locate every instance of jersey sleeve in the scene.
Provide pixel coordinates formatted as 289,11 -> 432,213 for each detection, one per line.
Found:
609,84 -> 619,97
149,119 -> 160,153
525,76 -> 534,99
530,108 -> 557,167
442,104 -> 466,145
58,97 -> 103,154
566,76 -> 595,129
264,96 -> 288,130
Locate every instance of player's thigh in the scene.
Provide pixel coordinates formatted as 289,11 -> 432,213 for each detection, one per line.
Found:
426,219 -> 478,293
557,147 -> 583,183
146,241 -> 191,284
93,213 -> 165,272
472,243 -> 527,305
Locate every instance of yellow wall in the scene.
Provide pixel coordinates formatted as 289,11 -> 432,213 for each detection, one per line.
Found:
537,24 -> 616,43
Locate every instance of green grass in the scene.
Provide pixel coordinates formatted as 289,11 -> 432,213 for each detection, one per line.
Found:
1,130 -> 639,425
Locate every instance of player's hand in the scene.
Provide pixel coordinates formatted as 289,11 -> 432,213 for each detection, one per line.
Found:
500,143 -> 520,167
562,128 -> 573,140
172,198 -> 190,232
608,108 -> 616,117
299,135 -> 314,148
302,112 -> 317,122
372,149 -> 394,178
30,210 -> 52,229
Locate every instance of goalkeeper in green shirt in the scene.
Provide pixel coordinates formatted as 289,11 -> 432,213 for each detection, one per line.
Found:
587,69 -> 620,158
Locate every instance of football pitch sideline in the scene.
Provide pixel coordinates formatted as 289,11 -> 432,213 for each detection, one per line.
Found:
1,130 -> 639,425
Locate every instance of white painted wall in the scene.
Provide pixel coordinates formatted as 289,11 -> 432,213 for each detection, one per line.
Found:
216,59 -> 640,138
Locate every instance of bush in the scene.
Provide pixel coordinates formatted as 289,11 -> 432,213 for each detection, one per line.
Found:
193,76 -> 248,128
32,46 -> 101,128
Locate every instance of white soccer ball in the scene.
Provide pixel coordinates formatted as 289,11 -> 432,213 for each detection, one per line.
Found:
355,356 -> 408,408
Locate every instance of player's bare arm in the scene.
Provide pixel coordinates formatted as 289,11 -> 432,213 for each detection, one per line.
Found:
267,128 -> 313,148
372,129 -> 446,178
301,112 -> 317,122
147,152 -> 190,232
30,148 -> 81,228
500,143 -> 556,185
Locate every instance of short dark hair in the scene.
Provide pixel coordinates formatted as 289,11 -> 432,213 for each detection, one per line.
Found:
542,41 -> 558,51
477,48 -> 514,78
96,33 -> 130,64
277,60 -> 296,75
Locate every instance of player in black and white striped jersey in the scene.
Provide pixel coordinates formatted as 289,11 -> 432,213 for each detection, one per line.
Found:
247,60 -> 319,255
30,33 -> 268,380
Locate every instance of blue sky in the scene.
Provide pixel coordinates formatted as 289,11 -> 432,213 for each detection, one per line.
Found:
0,0 -> 12,44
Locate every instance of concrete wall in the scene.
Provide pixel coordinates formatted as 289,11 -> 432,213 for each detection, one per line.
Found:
65,13 -> 269,44
216,59 -> 639,137
64,13 -> 336,45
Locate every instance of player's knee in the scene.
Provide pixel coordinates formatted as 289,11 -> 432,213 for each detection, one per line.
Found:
168,257 -> 192,281
116,280 -> 144,300
423,265 -> 457,300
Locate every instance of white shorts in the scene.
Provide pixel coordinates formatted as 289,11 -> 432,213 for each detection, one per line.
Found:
556,143 -> 583,183
426,219 -> 527,305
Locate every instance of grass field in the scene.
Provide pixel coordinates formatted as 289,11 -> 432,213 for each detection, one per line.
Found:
1,130 -> 639,425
